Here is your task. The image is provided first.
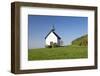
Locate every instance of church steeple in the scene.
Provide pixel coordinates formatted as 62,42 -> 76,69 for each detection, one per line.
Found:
45,25 -> 61,39
51,25 -> 55,31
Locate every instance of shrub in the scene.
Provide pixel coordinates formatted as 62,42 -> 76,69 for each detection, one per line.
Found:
52,43 -> 58,48
45,43 -> 59,48
45,45 -> 52,48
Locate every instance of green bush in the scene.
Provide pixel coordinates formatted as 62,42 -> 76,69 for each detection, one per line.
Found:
45,45 -> 52,48
52,43 -> 58,48
45,43 -> 59,48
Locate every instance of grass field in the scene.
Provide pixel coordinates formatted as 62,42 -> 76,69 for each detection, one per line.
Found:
28,45 -> 88,60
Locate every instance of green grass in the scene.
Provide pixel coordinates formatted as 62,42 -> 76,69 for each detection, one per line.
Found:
28,45 -> 88,61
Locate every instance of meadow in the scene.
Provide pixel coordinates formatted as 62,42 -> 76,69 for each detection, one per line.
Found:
28,45 -> 88,60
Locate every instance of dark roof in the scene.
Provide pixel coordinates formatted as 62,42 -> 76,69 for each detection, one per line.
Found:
45,30 -> 61,39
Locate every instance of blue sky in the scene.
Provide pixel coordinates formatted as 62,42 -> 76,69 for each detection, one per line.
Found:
28,15 -> 88,49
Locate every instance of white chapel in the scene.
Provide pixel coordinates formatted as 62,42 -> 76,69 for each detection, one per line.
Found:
45,26 -> 61,46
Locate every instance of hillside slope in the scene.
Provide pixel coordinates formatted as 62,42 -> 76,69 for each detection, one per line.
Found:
72,34 -> 88,46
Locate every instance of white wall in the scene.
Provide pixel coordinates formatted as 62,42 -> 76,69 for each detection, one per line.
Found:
0,0 -> 100,76
46,32 -> 58,45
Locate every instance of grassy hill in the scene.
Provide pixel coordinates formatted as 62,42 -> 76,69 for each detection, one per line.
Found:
28,45 -> 87,60
28,34 -> 88,60
72,35 -> 88,46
